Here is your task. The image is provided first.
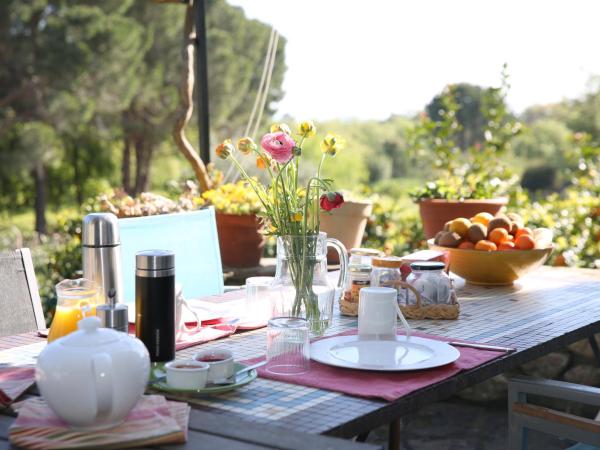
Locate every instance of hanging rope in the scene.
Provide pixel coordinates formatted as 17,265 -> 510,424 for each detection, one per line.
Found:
224,27 -> 280,183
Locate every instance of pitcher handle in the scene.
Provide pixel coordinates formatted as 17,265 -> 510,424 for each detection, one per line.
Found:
326,238 -> 348,289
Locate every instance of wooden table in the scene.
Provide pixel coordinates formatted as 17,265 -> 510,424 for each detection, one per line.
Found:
2,266 -> 599,449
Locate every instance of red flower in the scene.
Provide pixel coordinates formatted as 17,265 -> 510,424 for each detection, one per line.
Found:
320,192 -> 344,211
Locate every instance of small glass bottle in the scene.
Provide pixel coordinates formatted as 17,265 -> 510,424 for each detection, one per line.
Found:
370,256 -> 403,301
343,264 -> 372,306
404,261 -> 454,306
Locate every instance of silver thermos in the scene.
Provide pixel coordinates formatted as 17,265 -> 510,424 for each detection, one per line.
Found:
82,213 -> 124,305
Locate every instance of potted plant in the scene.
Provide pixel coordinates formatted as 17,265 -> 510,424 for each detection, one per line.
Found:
215,121 -> 348,335
319,192 -> 373,262
200,180 -> 265,268
410,67 -> 522,238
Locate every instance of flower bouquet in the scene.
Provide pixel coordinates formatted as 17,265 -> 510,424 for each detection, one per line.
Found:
216,122 -> 348,334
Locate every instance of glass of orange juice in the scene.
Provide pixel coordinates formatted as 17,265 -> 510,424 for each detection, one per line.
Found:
47,278 -> 99,343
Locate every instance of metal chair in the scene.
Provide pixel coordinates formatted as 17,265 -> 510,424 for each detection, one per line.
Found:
0,248 -> 45,337
508,375 -> 600,450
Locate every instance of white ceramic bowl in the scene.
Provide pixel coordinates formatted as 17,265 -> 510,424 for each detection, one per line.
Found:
165,360 -> 209,390
194,349 -> 234,382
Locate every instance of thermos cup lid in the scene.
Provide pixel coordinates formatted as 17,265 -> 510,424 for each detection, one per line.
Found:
82,213 -> 120,247
136,250 -> 175,271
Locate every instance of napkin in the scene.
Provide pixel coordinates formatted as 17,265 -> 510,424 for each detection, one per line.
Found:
9,395 -> 190,450
0,366 -> 36,406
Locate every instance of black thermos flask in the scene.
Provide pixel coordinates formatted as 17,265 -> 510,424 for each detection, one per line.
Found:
135,250 -> 175,362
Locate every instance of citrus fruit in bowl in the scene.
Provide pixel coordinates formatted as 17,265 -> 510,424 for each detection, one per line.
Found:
428,239 -> 553,285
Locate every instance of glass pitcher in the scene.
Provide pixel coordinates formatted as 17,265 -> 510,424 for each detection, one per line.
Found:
47,278 -> 99,343
271,232 -> 348,336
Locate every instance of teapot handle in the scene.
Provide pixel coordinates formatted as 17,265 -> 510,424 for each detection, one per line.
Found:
92,353 -> 113,418
326,238 -> 348,290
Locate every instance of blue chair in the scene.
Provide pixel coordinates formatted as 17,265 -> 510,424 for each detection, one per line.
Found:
118,208 -> 224,308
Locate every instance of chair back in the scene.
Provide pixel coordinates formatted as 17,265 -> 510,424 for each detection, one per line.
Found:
0,248 -> 45,337
118,208 -> 223,305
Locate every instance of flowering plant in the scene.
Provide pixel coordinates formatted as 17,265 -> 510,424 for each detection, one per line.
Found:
216,121 -> 345,333
215,121 -> 345,237
199,181 -> 262,215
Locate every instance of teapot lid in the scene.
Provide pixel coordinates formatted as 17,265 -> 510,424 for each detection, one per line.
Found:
60,317 -> 121,347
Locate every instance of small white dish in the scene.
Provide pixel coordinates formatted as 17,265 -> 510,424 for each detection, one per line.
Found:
194,349 -> 234,382
310,335 -> 460,371
165,360 -> 209,390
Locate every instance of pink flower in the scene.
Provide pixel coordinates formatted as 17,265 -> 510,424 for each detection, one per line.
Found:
261,132 -> 295,164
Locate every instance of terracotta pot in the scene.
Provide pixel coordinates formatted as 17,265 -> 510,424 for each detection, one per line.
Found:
215,213 -> 265,268
418,198 -> 508,239
319,200 -> 373,262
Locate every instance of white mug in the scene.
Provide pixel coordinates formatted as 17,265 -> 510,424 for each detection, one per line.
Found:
175,284 -> 202,340
358,287 -> 412,340
358,287 -> 398,338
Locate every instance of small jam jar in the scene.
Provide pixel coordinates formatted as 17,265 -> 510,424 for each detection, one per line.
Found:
404,261 -> 454,306
343,264 -> 371,305
370,256 -> 404,301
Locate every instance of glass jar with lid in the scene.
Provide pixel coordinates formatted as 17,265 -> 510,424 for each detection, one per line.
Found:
404,261 -> 455,307
349,248 -> 383,266
370,256 -> 404,301
343,264 -> 371,306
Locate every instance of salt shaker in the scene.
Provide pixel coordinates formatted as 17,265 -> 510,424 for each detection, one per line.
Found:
82,213 -> 124,305
96,288 -> 128,333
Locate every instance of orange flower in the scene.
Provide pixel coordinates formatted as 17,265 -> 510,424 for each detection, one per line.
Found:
215,139 -> 235,159
256,155 -> 269,169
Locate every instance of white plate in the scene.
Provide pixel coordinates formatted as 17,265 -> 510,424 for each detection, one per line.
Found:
310,335 -> 460,371
125,299 -> 222,324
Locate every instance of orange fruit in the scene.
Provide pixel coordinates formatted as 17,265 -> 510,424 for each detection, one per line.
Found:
504,234 -> 514,242
471,212 -> 494,227
498,241 -> 516,251
515,234 -> 535,250
488,228 -> 509,245
449,218 -> 471,237
475,240 -> 497,251
458,241 -> 475,250
515,227 -> 533,239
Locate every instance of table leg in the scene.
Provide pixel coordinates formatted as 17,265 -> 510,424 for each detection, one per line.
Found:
355,432 -> 370,442
588,335 -> 600,367
388,418 -> 401,450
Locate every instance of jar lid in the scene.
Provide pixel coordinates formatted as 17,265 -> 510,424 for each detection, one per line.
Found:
350,247 -> 383,257
372,256 -> 403,268
349,264 -> 372,273
136,250 -> 175,271
410,261 -> 445,271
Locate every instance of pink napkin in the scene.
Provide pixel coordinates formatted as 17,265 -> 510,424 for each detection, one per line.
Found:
0,366 -> 36,406
244,330 -> 504,402
9,395 -> 189,450
126,323 -> 237,351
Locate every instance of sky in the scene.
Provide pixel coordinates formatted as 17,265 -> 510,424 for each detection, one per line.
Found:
227,0 -> 600,121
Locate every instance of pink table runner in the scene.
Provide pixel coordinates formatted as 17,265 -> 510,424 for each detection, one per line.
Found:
245,330 -> 505,402
0,366 -> 36,406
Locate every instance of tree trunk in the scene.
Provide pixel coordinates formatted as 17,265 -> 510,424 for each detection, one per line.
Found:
134,139 -> 153,195
172,6 -> 212,193
122,136 -> 132,194
33,163 -> 47,235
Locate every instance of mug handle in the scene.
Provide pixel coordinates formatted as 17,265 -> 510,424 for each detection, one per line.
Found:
181,299 -> 202,333
394,281 -> 421,340
326,237 -> 348,290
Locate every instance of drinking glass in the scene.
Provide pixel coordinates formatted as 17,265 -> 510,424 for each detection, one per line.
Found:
245,276 -> 273,321
266,317 -> 310,375
47,278 -> 98,342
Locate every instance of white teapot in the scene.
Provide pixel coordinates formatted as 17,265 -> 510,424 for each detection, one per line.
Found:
36,316 -> 150,430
